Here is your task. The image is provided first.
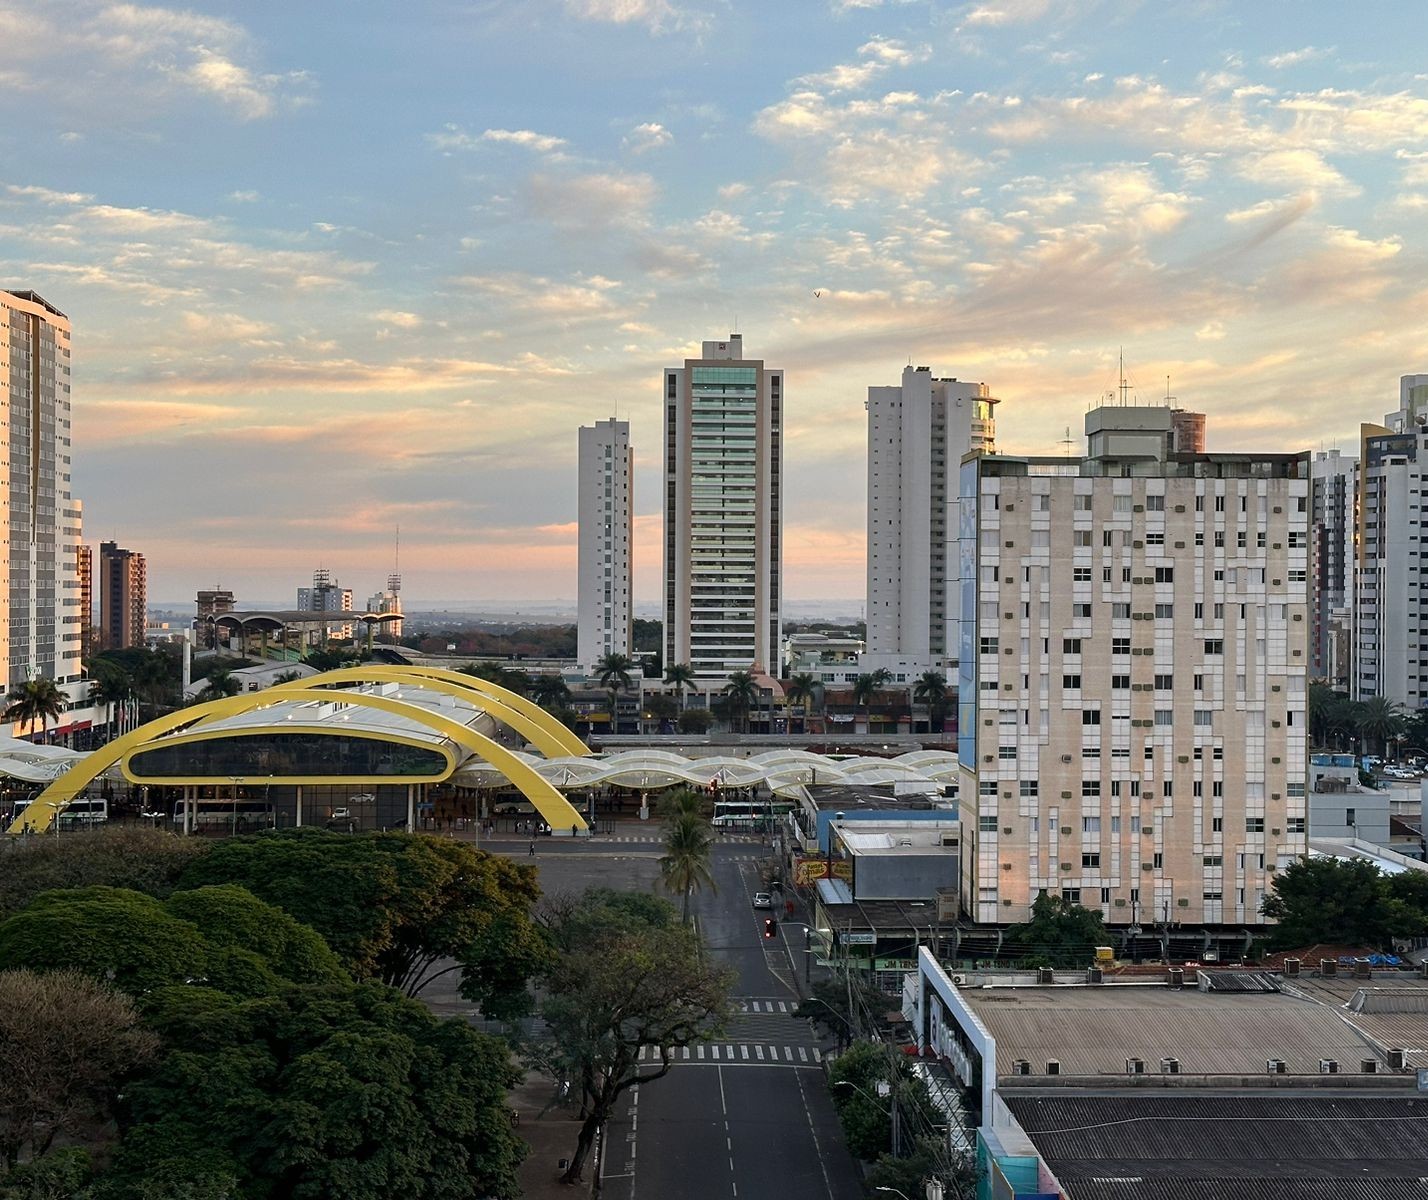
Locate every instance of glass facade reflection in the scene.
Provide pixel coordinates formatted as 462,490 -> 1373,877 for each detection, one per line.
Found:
128,732 -> 448,780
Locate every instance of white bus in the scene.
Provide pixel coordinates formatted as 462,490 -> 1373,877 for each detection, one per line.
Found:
711,798 -> 790,831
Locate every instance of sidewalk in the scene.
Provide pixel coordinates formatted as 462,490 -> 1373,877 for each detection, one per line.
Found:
509,1070 -> 592,1198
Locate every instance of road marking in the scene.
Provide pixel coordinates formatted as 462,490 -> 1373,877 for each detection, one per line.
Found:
795,1068 -> 839,1199
682,1046 -> 690,1060
754,1045 -> 764,1060
799,1047 -> 809,1062
697,1044 -> 705,1060
726,1045 -> 734,1059
741,1045 -> 749,1060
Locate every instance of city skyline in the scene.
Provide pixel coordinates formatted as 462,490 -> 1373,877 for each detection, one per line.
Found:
3,2 -> 1426,605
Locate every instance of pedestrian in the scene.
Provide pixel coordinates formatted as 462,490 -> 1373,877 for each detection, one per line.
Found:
571,823 -> 578,839
528,839 -> 536,856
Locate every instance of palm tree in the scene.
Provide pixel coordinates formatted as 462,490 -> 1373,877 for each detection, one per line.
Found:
87,659 -> 134,735
852,668 -> 892,733
659,809 -> 717,923
197,669 -> 243,704
3,677 -> 67,743
460,662 -> 531,696
658,785 -> 707,822
664,662 -> 696,712
1356,696 -> 1407,758
272,669 -> 304,685
723,671 -> 759,734
913,670 -> 949,734
784,673 -> 818,734
529,674 -> 573,712
596,652 -> 635,733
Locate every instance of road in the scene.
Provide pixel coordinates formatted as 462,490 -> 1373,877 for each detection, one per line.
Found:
551,834 -> 864,1200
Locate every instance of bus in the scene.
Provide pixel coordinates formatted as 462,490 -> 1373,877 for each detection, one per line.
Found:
172,799 -> 276,833
8,796 -> 107,830
711,798 -> 792,831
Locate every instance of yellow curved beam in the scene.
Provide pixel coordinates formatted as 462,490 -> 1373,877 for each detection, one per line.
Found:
7,686 -> 586,836
265,666 -> 587,760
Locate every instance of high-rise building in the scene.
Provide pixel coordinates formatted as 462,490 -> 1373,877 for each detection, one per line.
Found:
99,541 -> 147,650
865,366 -> 996,677
365,580 -> 403,640
76,539 -> 92,658
1354,375 -> 1428,706
196,587 -> 235,649
578,418 -> 633,670
1169,408 -> 1207,454
1310,449 -> 1356,691
0,291 -> 85,713
663,334 -> 782,680
298,568 -> 353,640
957,405 -> 1310,929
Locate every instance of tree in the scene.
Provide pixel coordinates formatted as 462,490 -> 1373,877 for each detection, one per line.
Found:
536,889 -> 734,1183
913,670 -> 950,733
644,692 -> 678,731
784,673 -> 818,733
851,669 -> 892,733
677,708 -> 712,734
271,669 -> 303,685
663,663 -> 696,711
0,885 -> 346,998
528,674 -> 571,712
1356,696 -> 1407,758
0,969 -> 158,1171
1309,683 -> 1344,749
722,671 -> 759,733
794,976 -> 883,1049
0,826 -> 211,920
108,983 -> 525,1200
86,658 -> 134,735
1261,856 -> 1399,949
195,669 -> 241,704
2,679 -> 66,743
1005,893 -> 1109,966
867,1136 -> 980,1200
179,830 -> 547,1014
596,652 -> 635,731
659,810 -> 716,923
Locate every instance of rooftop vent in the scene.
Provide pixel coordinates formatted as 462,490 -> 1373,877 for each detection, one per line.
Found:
1037,967 -> 1055,985
1160,1057 -> 1181,1075
1167,967 -> 1184,989
1045,1059 -> 1060,1076
1013,1059 -> 1031,1076
1266,1059 -> 1287,1075
1125,1057 -> 1146,1075
1320,959 -> 1338,978
1319,1059 -> 1340,1075
1361,1059 -> 1379,1074
1284,957 -> 1301,977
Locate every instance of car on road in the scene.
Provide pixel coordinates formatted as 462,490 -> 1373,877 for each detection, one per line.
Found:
752,892 -> 772,909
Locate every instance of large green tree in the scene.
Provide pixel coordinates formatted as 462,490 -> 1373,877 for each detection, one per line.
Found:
722,671 -> 759,733
178,830 -> 547,1014
913,670 -> 950,732
784,673 -> 818,732
108,983 -> 526,1200
0,826 -> 211,919
2,679 -> 66,743
536,889 -> 734,1184
595,652 -> 635,730
663,663 -> 696,711
1261,856 -> 1405,949
1004,893 -> 1109,966
1356,696 -> 1407,757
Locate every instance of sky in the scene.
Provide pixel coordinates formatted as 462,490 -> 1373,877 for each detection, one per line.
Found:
2,1 -> 1427,611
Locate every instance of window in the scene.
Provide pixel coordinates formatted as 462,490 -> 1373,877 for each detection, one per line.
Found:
1064,638 -> 1082,654
1193,781 -> 1203,797
1195,532 -> 1204,546
979,816 -> 998,832
1074,530 -> 1093,547
1083,745 -> 1100,759
1289,570 -> 1307,583
1203,855 -> 1222,867
1112,637 -> 1131,655
1034,493 -> 1050,511
1193,674 -> 1204,690
1163,781 -> 1174,797
1113,602 -> 1131,618
1154,710 -> 1174,725
1213,746 -> 1223,761
1195,495 -> 1205,512
1154,674 -> 1174,690
1203,891 -> 1223,902
1154,566 -> 1174,583
1246,817 -> 1265,833
1020,780 -> 1039,797
1214,531 -> 1225,548
1146,495 -> 1165,511
1082,816 -> 1101,832
1194,710 -> 1214,726
1103,566 -> 1114,582
979,637 -> 998,654
1204,639 -> 1224,655
1073,603 -> 1092,619
1082,781 -> 1101,797
1287,816 -> 1306,834
1112,674 -> 1130,690
979,780 -> 998,795
1215,495 -> 1225,512
1082,853 -> 1101,869
1152,852 -> 1163,868
1155,603 -> 1174,619
1073,567 -> 1092,582
999,745 -> 1017,760
1146,532 -> 1164,546
1061,888 -> 1082,904
1237,531 -> 1247,549
1062,674 -> 1082,689
1082,710 -> 1101,726
1212,816 -> 1223,831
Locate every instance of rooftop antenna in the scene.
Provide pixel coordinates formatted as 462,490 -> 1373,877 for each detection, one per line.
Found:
1059,425 -> 1075,457
1118,347 -> 1131,406
387,527 -> 401,596
1165,374 -> 1176,407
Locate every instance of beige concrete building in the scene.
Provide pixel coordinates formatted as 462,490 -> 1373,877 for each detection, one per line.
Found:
957,405 -> 1311,928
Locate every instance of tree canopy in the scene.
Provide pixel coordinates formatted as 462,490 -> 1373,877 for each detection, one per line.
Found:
1004,893 -> 1109,966
178,829 -> 547,1015
1261,856 -> 1428,949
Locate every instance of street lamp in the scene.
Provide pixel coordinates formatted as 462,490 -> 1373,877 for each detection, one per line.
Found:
875,1189 -> 911,1200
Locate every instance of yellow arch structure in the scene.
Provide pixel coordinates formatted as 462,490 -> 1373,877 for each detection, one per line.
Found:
263,665 -> 589,760
6,684 -> 588,836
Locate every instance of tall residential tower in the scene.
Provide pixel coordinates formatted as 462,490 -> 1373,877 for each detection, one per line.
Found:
865,366 -> 995,677
578,418 -> 633,670
663,335 -> 782,680
99,540 -> 147,650
1310,449 -> 1356,691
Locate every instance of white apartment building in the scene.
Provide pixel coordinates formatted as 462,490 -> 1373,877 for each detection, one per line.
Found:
958,405 -> 1310,928
1355,376 -> 1428,707
577,417 -> 633,670
1310,449 -> 1356,691
298,568 -> 353,640
865,366 -> 995,679
0,290 -> 91,735
663,334 -> 782,680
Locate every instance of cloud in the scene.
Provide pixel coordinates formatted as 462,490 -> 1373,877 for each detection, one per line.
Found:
795,36 -> 930,94
624,121 -> 673,153
451,271 -> 633,323
523,171 -> 656,230
427,125 -> 568,155
962,0 -> 1053,26
373,310 -> 423,329
1239,148 -> 1358,196
561,0 -> 704,33
1262,46 -> 1331,70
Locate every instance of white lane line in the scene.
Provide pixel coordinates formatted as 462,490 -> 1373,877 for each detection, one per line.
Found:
697,1045 -> 705,1060
795,1064 -> 838,1200
754,1045 -> 764,1060
741,1045 -> 749,1060
812,1048 -> 822,1062
799,1047 -> 809,1062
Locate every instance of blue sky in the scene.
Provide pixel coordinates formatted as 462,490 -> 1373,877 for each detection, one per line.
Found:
2,0 -> 1426,608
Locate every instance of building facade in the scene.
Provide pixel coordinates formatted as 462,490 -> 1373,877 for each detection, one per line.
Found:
663,334 -> 782,679
866,366 -> 996,677
99,541 -> 147,650
1310,449 -> 1356,691
76,537 -> 92,658
957,406 -> 1310,928
298,568 -> 353,640
196,588 -> 236,648
1355,376 -> 1428,708
577,418 -> 633,670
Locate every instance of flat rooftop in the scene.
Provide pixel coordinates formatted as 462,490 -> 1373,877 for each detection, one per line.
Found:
806,783 -> 954,812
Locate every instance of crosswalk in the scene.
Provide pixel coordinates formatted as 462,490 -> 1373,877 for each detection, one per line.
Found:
636,1042 -> 823,1066
738,999 -> 795,1014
